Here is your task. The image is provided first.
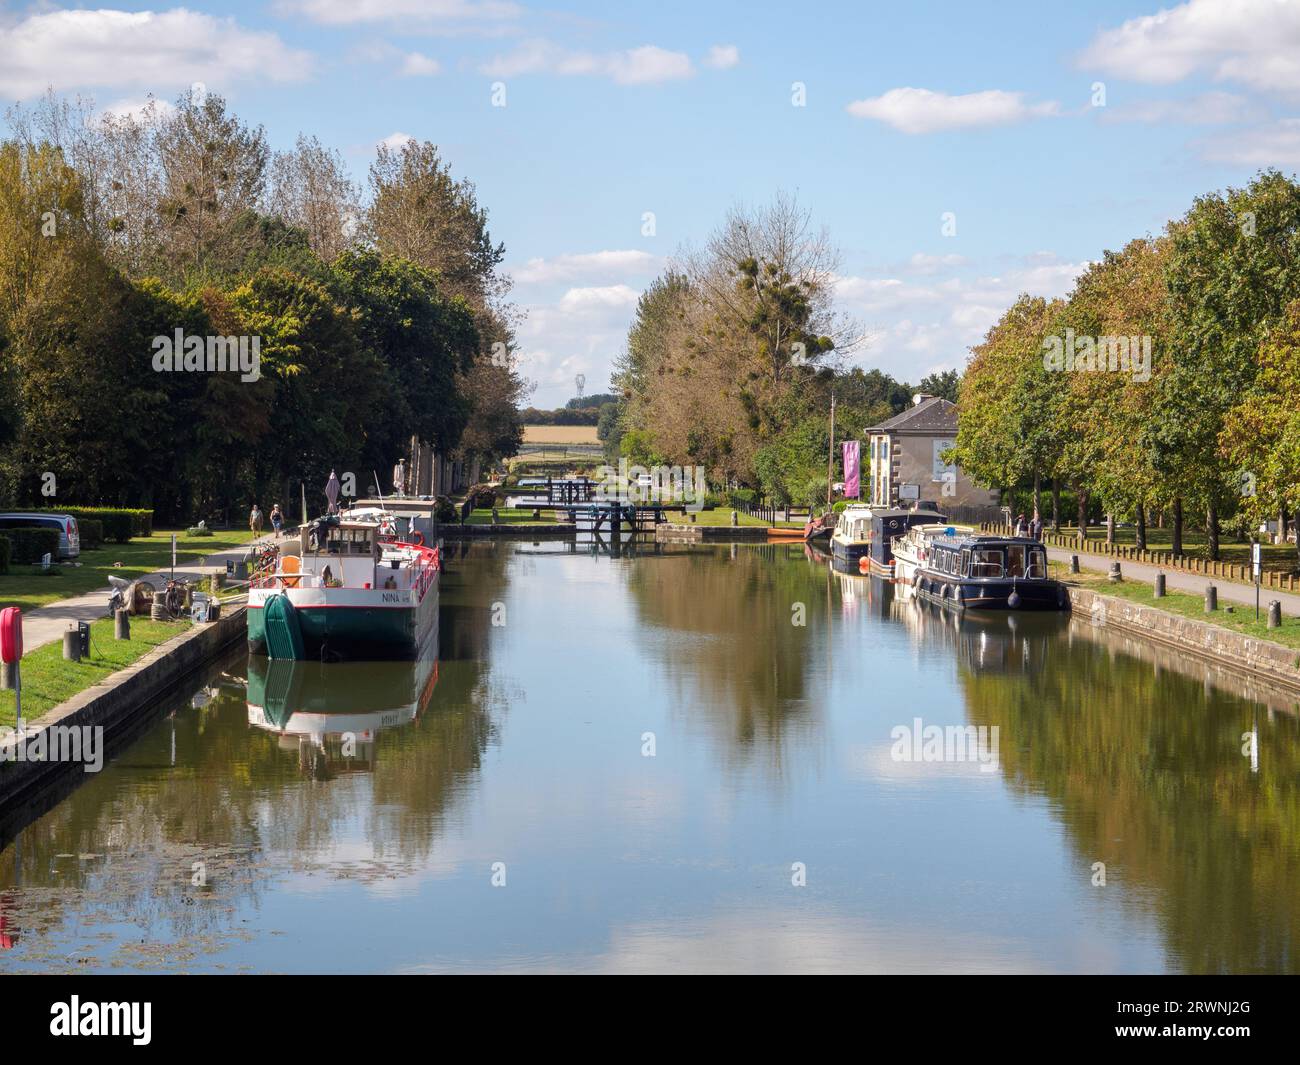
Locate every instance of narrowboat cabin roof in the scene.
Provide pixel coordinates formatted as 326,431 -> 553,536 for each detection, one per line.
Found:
929,533 -> 1042,551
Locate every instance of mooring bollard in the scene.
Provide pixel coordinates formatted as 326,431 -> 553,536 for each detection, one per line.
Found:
1154,572 -> 1166,598
492,507 -> 499,524
1268,600 -> 1282,629
1069,554 -> 1080,574
1109,562 -> 1122,582
689,511 -> 697,523
63,628 -> 81,662
1205,584 -> 1218,612
730,510 -> 738,527
115,608 -> 131,641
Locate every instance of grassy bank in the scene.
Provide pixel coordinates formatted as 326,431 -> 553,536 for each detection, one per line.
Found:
1052,560 -> 1300,651
1050,524 -> 1298,575
0,617 -> 188,726
0,529 -> 257,612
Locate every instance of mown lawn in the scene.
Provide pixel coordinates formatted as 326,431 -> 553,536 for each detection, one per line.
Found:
0,529 -> 258,612
1052,560 -> 1300,652
0,617 -> 188,726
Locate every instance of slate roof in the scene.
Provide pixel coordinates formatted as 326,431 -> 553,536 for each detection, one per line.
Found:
865,396 -> 958,435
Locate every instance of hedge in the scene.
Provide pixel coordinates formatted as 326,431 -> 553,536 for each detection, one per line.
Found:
0,534 -> 9,575
78,518 -> 104,549
4,527 -> 61,564
27,507 -> 152,542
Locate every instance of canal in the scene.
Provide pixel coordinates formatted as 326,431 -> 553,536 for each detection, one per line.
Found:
1,541 -> 1297,973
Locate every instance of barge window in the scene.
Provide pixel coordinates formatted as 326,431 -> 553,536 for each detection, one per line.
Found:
970,548 -> 1003,578
1026,547 -> 1047,578
1006,544 -> 1026,578
960,549 -> 971,577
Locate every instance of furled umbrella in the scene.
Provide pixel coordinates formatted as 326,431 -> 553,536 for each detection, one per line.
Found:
325,469 -> 341,515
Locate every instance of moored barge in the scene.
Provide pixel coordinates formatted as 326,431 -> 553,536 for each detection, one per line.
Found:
911,533 -> 1069,612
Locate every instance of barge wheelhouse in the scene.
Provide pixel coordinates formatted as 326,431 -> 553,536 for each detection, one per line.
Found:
912,533 -> 1069,612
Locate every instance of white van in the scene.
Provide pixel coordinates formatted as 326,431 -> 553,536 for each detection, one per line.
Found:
0,513 -> 81,559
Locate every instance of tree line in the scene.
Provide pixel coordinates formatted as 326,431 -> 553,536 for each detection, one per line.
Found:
0,89 -> 527,523
610,192 -> 959,507
951,169 -> 1300,566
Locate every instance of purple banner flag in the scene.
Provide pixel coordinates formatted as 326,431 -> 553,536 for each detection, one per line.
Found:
842,440 -> 860,499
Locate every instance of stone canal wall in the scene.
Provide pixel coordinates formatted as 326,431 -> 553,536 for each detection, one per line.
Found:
1068,587 -> 1300,699
0,608 -> 248,812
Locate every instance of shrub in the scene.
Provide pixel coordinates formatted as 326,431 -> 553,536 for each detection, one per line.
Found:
0,534 -> 9,575
434,496 -> 457,523
29,507 -> 148,543
728,488 -> 757,509
78,518 -> 104,548
5,527 -> 61,564
187,525 -> 214,537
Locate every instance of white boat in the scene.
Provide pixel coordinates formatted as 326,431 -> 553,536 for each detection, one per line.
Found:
892,522 -> 975,583
248,515 -> 439,662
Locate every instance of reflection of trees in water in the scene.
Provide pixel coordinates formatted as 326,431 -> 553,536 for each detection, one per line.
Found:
625,545 -> 834,768
958,625 -> 1300,973
0,550 -> 515,956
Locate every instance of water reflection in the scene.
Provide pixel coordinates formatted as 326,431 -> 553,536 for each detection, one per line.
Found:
0,542 -> 1296,972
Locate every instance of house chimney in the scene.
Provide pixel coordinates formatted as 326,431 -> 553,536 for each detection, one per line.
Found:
912,393 -> 934,406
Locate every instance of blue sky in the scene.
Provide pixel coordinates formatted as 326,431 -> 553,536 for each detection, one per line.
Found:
3,0 -> 1298,405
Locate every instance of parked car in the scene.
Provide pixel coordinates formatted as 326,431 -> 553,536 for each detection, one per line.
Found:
0,512 -> 81,559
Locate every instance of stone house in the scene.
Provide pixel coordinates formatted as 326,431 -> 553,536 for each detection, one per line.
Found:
863,395 -> 998,510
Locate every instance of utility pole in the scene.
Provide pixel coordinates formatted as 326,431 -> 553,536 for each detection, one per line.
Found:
826,390 -> 836,511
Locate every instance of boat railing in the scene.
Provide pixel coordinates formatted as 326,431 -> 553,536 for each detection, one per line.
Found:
389,542 -> 440,601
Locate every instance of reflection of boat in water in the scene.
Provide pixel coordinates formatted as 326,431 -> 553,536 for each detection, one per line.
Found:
246,652 -> 440,754
898,595 -> 1069,672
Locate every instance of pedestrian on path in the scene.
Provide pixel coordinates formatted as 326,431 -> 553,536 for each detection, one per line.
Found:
250,503 -> 263,536
270,504 -> 284,538
1030,510 -> 1043,541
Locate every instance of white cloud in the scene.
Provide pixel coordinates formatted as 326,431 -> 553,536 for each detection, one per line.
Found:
276,0 -> 522,29
99,96 -> 177,124
704,44 -> 740,70
847,87 -> 1060,134
905,252 -> 969,275
0,9 -> 313,98
1100,91 -> 1256,125
1198,119 -> 1300,166
481,40 -> 693,84
512,250 -> 662,285
835,255 -> 1090,379
517,284 -> 643,402
400,52 -> 441,77
379,131 -> 416,150
1079,0 -> 1300,96
557,284 -> 640,311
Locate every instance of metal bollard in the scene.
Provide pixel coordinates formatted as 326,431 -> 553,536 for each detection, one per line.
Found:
1268,600 -> 1282,629
1154,572 -> 1165,598
1109,562 -> 1122,582
0,660 -> 14,690
1069,554 -> 1080,574
115,608 -> 131,640
1205,584 -> 1218,612
63,628 -> 81,662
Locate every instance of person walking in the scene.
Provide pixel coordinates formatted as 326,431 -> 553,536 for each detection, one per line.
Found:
249,503 -> 264,536
270,504 -> 284,538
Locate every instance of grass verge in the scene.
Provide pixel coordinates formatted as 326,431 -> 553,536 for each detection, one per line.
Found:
0,617 -> 188,727
0,529 -> 258,612
1052,560 -> 1300,652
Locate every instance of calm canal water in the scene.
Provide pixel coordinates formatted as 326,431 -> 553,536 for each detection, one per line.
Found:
1,541 -> 1297,973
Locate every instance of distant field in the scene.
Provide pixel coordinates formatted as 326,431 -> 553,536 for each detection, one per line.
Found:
522,424 -> 600,444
